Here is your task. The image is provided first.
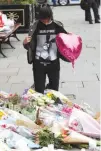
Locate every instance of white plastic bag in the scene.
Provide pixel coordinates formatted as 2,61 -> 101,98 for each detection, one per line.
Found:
7,19 -> 14,26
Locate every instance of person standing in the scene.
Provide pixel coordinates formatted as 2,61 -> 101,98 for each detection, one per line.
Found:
95,0 -> 100,8
23,5 -> 68,94
86,0 -> 100,24
52,0 -> 57,6
85,10 -> 90,21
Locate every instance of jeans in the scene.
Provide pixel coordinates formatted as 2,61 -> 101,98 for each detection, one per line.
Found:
52,0 -> 56,5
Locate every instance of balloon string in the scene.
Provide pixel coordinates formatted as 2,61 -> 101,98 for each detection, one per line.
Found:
72,61 -> 74,68
72,67 -> 75,75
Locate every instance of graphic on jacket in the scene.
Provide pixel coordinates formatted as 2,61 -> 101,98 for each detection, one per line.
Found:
36,24 -> 57,61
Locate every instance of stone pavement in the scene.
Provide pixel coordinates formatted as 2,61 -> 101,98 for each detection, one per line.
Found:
0,6 -> 100,112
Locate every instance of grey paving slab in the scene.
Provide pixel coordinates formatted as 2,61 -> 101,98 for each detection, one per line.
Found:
0,76 -> 9,83
8,60 -> 31,68
83,81 -> 100,87
0,68 -> 19,76
61,63 -> 100,75
76,87 -> 100,111
0,56 -> 18,63
60,81 -> 83,88
0,61 -> 9,68
17,54 -> 27,60
59,86 -> 79,98
60,72 -> 98,82
59,82 -> 83,99
0,83 -> 11,93
8,75 -> 33,85
1,44 -> 15,50
18,67 -> 33,76
10,83 -> 30,95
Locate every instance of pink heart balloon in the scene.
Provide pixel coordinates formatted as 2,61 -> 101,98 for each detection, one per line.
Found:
56,33 -> 82,67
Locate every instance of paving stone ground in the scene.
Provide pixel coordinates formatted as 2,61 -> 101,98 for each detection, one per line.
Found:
0,6 -> 100,112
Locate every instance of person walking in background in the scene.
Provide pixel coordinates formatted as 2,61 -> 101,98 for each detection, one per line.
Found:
95,0 -> 100,20
52,0 -> 57,6
85,10 -> 90,21
86,0 -> 100,24
95,0 -> 100,8
23,4 -> 68,94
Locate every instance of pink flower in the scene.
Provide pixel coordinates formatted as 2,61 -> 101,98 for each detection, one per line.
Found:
73,121 -> 78,126
74,104 -> 81,109
1,124 -> 6,128
62,107 -> 72,114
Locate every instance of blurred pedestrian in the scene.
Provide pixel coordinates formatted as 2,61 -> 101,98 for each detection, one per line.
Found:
95,0 -> 100,7
52,0 -> 57,6
85,10 -> 90,21
86,0 -> 100,24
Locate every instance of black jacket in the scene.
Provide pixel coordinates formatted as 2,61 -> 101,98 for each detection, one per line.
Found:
23,20 -> 68,64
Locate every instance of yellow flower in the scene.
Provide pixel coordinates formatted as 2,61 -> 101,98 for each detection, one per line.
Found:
28,89 -> 35,94
47,92 -> 53,97
0,111 -> 6,119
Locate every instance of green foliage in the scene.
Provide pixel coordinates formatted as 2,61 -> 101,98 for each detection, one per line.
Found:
38,128 -> 54,147
0,0 -> 36,4
38,128 -> 72,150
14,0 -> 36,4
0,0 -> 7,4
38,128 -> 90,150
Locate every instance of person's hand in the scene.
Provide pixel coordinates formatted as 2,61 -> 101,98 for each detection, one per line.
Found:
23,36 -> 31,44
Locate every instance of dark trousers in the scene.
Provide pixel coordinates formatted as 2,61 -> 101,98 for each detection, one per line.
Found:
33,59 -> 60,94
52,0 -> 56,5
87,1 -> 99,22
85,10 -> 90,20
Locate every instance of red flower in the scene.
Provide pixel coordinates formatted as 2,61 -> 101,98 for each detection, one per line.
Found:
1,124 -> 7,128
